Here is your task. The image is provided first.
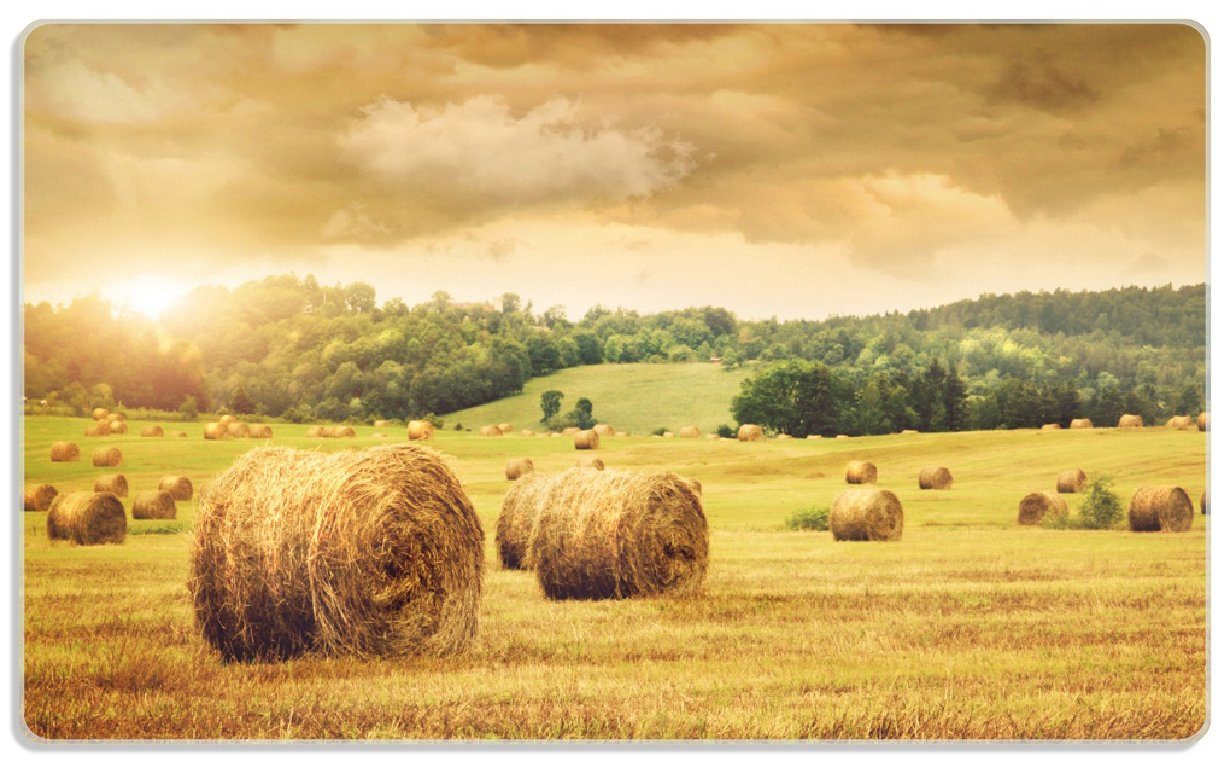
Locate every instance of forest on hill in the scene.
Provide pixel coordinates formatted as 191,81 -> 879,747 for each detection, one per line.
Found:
23,275 -> 1206,433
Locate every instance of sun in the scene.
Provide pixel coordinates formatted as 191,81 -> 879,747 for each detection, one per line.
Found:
113,275 -> 189,319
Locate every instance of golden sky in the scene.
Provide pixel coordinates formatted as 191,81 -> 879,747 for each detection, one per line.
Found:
23,23 -> 1206,319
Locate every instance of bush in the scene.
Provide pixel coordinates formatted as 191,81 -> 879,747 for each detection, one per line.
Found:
716,424 -> 736,439
786,506 -> 830,531
651,426 -> 669,436
177,396 -> 200,421
1078,474 -> 1125,529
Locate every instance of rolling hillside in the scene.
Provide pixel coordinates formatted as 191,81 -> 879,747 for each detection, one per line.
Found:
445,362 -> 754,434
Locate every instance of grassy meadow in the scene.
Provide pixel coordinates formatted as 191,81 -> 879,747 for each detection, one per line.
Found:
21,414 -> 1206,740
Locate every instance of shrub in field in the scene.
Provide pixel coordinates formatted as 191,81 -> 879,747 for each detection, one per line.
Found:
716,424 -> 736,439
786,506 -> 830,531
1078,475 -> 1125,529
651,426 -> 669,436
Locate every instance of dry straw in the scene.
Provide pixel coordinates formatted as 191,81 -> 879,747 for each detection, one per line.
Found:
331,425 -> 356,438
1118,413 -> 1144,429
227,422 -> 251,438
407,420 -> 435,440
495,472 -> 552,570
776,433 -> 792,440
159,475 -> 194,501
1040,423 -> 1062,431
1018,491 -> 1068,525
1070,418 -> 1093,429
479,425 -> 503,438
737,424 -> 764,442
305,425 -> 324,438
1198,412 -> 1208,431
830,489 -> 903,541
84,423 -> 110,437
249,424 -> 273,438
374,419 -> 390,428
1167,415 -> 1192,429
92,447 -> 123,467
47,492 -> 126,545
1057,469 -> 1087,493
526,469 -> 709,600
133,490 -> 177,519
92,407 -> 109,420
219,414 -> 237,426
190,444 -> 484,662
594,424 -> 615,437
844,460 -> 878,484
93,474 -> 129,497
679,425 -> 701,438
173,430 -> 188,438
497,423 -> 513,433
24,483 -> 57,512
662,431 -> 676,438
918,466 -> 953,490
107,412 -> 124,422
575,456 -> 605,470
140,425 -> 164,437
519,429 -> 535,437
109,420 -> 128,434
684,477 -> 702,496
204,423 -> 226,440
573,429 -> 600,450
1129,486 -> 1193,532
504,458 -> 534,481
49,442 -> 79,462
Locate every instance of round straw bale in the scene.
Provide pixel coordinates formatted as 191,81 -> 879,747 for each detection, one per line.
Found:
1018,491 -> 1068,525
219,414 -> 237,426
305,425 -> 323,438
1057,469 -> 1087,493
1167,415 -> 1192,429
497,423 -> 513,433
835,434 -> 850,440
47,492 -> 126,545
807,435 -> 823,440
159,475 -> 193,501
332,425 -> 356,438
92,407 -> 109,420
108,420 -> 128,434
227,422 -> 251,438
707,434 -> 721,441
84,423 -> 109,437
91,447 -> 123,467
504,458 -> 534,481
1118,413 -> 1144,429
406,420 -> 435,440
249,424 -> 273,438
50,442 -> 80,462
190,444 -> 483,661
527,469 -> 709,600
479,425 -> 503,438
594,424 -> 615,437
830,489 -> 903,541
374,419 -> 390,428
662,431 -> 676,438
173,430 -> 188,438
24,483 -> 58,512
132,490 -> 176,519
140,425 -> 164,437
684,477 -> 702,496
776,433 -> 792,440
737,424 -> 764,442
562,427 -> 580,436
1197,412 -> 1208,431
107,412 -> 124,422
93,473 -> 129,497
1070,418 -> 1093,429
900,429 -> 919,435
519,429 -> 535,437
614,431 -> 629,438
844,460 -> 878,484
918,466 -> 953,490
573,429 -> 599,450
496,472 -> 552,570
1040,423 -> 1062,431
679,425 -> 701,438
204,423 -> 227,440
575,456 -> 605,470
1128,486 -> 1193,532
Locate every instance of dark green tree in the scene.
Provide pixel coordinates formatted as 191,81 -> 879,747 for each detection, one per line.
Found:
540,390 -> 563,423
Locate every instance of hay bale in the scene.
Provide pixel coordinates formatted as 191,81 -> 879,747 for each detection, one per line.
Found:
1070,418 -> 1093,429
737,424 -> 764,442
900,429 -> 919,435
49,442 -> 80,462
190,444 -> 484,661
91,446 -> 123,467
806,435 -> 823,440
575,456 -> 605,470
108,420 -> 128,434
844,460 -> 878,484
479,425 -> 504,438
835,434 -> 850,440
227,422 -> 251,438
249,424 -> 273,438
561,427 -> 580,436
374,419 -> 390,428
593,424 -> 615,437
1040,423 -> 1062,431
527,469 -> 709,600
24,483 -> 58,511
504,458 -> 534,481
84,423 -> 110,437
1129,486 -> 1193,532
93,474 -> 129,498
679,425 -> 701,438
1057,469 -> 1087,493
106,412 -> 124,422
918,466 -> 953,490
332,425 -> 356,438
574,429 -> 600,450
776,433 -> 793,440
407,420 -> 435,441
1167,415 -> 1192,429
305,425 -> 324,438
707,434 -> 721,441
830,489 -> 903,541
662,431 -> 676,438
1118,413 -> 1144,429
47,492 -> 126,545
172,430 -> 188,438
140,425 -> 164,437
614,431 -> 629,438
159,475 -> 193,501
519,429 -> 535,437
132,490 -> 177,520
684,477 -> 702,496
1198,412 -> 1208,431
1018,491 -> 1068,525
219,414 -> 237,426
204,423 -> 227,440
497,423 -> 513,433
92,407 -> 109,420
495,472 -> 552,570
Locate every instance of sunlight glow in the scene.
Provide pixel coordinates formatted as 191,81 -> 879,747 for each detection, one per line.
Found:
112,275 -> 189,319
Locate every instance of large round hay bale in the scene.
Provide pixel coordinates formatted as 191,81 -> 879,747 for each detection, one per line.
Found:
479,425 -> 503,438
593,424 -> 615,437
504,458 -> 534,481
737,424 -> 764,442
249,424 -> 273,438
1129,486 -> 1193,532
573,429 -> 599,450
1166,415 -> 1193,429
84,423 -> 109,437
226,422 -> 251,438
92,407 -> 109,420
844,460 -> 878,484
93,474 -> 129,498
24,483 -> 58,512
575,456 -> 605,470
497,423 -> 513,434
49,442 -> 80,462
830,489 -> 903,541
406,420 -> 435,441
1197,412 -> 1208,431
679,425 -> 701,438
527,469 -> 708,600
190,444 -> 483,661
683,477 -> 702,496
1018,491 -> 1068,525
1070,418 -> 1093,429
332,425 -> 356,438
519,429 -> 535,437
918,466 -> 953,490
106,412 -> 125,422
219,414 -> 237,426
159,475 -> 194,501
108,420 -> 128,434
305,425 -> 324,438
1040,423 -> 1062,431
204,423 -> 228,440
132,490 -> 176,519
495,472 -> 552,570
47,492 -> 126,545
140,425 -> 165,437
91,447 -> 123,467
1118,414 -> 1144,429
1057,469 -> 1087,493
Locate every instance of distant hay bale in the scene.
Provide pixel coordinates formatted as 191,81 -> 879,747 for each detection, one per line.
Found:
737,424 -> 764,442
1129,486 -> 1194,532
594,424 -> 615,436
108,420 -> 128,434
900,429 -> 919,435
140,425 -> 165,437
92,407 -> 109,420
679,425 -> 701,438
806,435 -> 823,440
496,472 -> 551,570
24,483 -> 58,512
406,420 -> 435,441
562,427 -> 580,436
479,425 -> 503,438
190,444 -> 484,662
227,422 -> 251,438
1018,491 -> 1068,525
662,431 -> 676,438
92,447 -> 123,467
1040,423 -> 1062,431
918,466 -> 953,490
550,432 -> 562,438
248,424 -> 272,438
93,474 -> 129,497
707,434 -> 721,441
106,412 -> 124,422
830,489 -> 903,541
504,458 -> 535,481
49,442 -> 80,462
159,475 -> 194,501
1118,414 -> 1144,429
519,429 -> 535,437
204,423 -> 227,440
173,430 -> 188,438
614,431 -> 629,438
132,490 -> 177,520
497,423 -> 513,433
776,433 -> 793,440
1197,412 -> 1208,431
835,434 -> 850,440
219,414 -> 237,426
574,429 -> 600,450
331,425 -> 356,438
305,425 -> 324,438
1057,469 -> 1087,493
1070,418 -> 1093,429
84,423 -> 110,437
47,492 -> 126,545
844,460 -> 878,484
527,469 -> 709,600
1167,415 -> 1193,429
374,419 -> 390,428
575,456 -> 605,470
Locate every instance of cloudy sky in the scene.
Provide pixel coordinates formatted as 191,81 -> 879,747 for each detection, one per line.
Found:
23,23 -> 1206,319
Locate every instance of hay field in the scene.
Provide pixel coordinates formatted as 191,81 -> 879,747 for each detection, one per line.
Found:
21,416 -> 1206,740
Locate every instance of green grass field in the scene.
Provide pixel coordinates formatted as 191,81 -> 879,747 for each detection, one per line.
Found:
445,361 -> 753,434
21,415 -> 1206,740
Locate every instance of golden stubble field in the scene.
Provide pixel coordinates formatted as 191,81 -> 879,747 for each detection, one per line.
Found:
21,417 -> 1207,740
